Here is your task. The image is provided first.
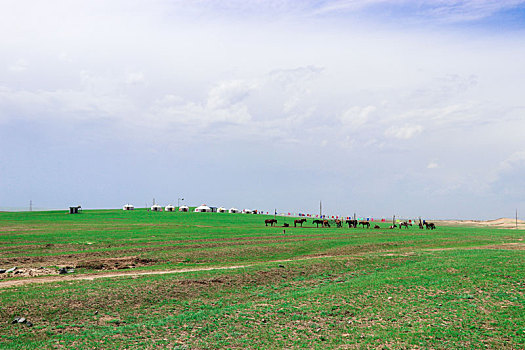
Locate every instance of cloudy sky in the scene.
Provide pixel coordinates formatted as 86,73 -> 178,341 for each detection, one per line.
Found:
1,0 -> 524,219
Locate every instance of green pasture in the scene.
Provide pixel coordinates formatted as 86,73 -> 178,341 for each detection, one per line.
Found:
0,209 -> 523,349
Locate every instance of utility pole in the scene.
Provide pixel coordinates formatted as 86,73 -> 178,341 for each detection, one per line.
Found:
516,209 -> 518,229
393,215 -> 395,226
153,198 -> 155,206
320,200 -> 322,218
29,200 -> 32,212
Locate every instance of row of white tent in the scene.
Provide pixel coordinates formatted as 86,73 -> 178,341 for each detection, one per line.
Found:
123,204 -> 255,214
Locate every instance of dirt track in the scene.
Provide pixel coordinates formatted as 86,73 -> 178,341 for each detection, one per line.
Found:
0,255 -> 340,289
1,242 -> 523,289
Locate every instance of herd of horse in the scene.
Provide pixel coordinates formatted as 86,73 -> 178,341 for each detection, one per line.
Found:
264,218 -> 436,230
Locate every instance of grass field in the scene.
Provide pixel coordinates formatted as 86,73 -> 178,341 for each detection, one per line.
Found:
0,209 -> 523,349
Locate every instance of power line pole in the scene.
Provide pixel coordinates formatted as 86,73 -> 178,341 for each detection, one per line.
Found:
29,200 -> 32,212
319,200 -> 322,218
516,209 -> 518,229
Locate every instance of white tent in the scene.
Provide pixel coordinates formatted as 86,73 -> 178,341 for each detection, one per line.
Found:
123,204 -> 134,211
229,208 -> 239,213
165,205 -> 175,212
194,204 -> 211,212
217,207 -> 227,213
179,205 -> 189,212
242,209 -> 253,214
151,204 -> 162,211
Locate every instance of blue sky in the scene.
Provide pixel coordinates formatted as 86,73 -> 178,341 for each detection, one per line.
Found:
1,1 -> 525,219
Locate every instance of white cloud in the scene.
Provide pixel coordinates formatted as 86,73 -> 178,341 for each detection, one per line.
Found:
500,150 -> 525,172
8,59 -> 28,72
384,124 -> 423,139
125,72 -> 145,85
340,105 -> 376,129
427,162 -> 439,169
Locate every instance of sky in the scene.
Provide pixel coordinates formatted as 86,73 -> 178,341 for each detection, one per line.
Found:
1,0 -> 525,219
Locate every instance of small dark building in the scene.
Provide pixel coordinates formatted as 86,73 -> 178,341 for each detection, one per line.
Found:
69,206 -> 82,214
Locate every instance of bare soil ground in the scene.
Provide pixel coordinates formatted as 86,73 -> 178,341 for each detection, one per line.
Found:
2,241 -> 523,289
436,217 -> 525,229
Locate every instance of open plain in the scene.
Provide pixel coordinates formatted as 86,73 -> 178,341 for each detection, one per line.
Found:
0,209 -> 523,349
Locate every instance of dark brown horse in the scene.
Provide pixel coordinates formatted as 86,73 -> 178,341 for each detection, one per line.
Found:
359,221 -> 370,228
399,221 -> 411,229
335,219 -> 342,228
346,219 -> 357,228
323,220 -> 331,228
294,218 -> 307,227
312,219 -> 324,228
374,225 -> 381,229
424,222 -> 436,230
265,219 -> 277,226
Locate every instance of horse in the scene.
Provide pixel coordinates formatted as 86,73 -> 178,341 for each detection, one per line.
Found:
323,220 -> 331,228
312,219 -> 324,228
425,222 -> 436,230
359,221 -> 370,228
265,219 -> 277,227
346,219 -> 357,228
374,225 -> 381,229
419,222 -> 424,229
283,223 -> 290,227
399,221 -> 411,229
294,218 -> 307,227
335,219 -> 342,228
389,224 -> 397,229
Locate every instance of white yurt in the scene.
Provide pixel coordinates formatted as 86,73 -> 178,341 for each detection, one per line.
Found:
165,205 -> 175,212
242,209 -> 253,214
229,208 -> 239,213
194,204 -> 211,212
151,204 -> 162,212
217,207 -> 227,213
179,205 -> 189,212
123,204 -> 134,211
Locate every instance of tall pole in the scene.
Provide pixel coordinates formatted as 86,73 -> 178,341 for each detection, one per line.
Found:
516,209 -> 518,229
29,200 -> 32,212
320,200 -> 322,218
153,198 -> 155,206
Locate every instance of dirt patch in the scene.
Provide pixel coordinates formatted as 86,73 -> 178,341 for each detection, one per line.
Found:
436,218 -> 525,229
469,243 -> 525,250
425,242 -> 525,252
0,267 -> 58,279
76,256 -> 158,270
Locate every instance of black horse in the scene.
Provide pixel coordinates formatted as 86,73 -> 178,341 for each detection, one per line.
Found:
359,221 -> 370,228
294,218 -> 307,227
399,221 -> 412,229
374,225 -> 381,229
312,219 -> 324,228
335,219 -> 342,228
265,219 -> 277,227
346,219 -> 357,228
424,222 -> 436,230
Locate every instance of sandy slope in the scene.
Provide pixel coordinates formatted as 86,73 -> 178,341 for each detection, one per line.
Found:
435,218 -> 525,229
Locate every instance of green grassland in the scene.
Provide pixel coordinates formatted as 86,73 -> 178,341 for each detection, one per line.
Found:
0,209 -> 523,349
